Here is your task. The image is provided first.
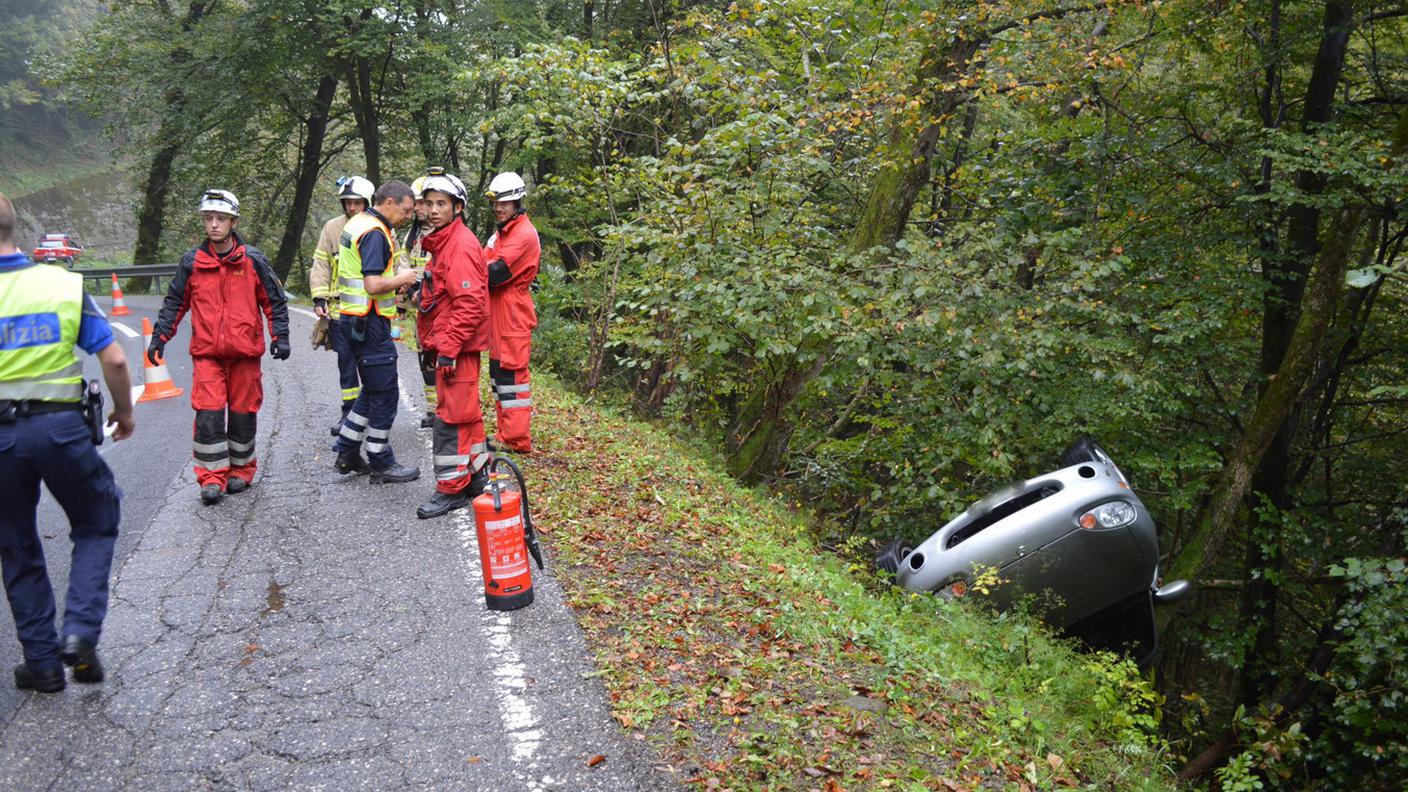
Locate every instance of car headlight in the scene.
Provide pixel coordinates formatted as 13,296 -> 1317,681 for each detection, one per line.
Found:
1078,500 -> 1137,530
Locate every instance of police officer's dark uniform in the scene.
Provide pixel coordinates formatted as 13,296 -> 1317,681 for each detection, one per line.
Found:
0,251 -> 122,692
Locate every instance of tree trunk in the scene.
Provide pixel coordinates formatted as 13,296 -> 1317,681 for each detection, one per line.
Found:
851,35 -> 983,253
272,73 -> 339,283
131,0 -> 212,266
343,54 -> 381,184
132,135 -> 181,266
1166,206 -> 1363,586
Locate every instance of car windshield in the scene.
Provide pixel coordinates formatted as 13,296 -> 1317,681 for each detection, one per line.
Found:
39,241 -> 63,248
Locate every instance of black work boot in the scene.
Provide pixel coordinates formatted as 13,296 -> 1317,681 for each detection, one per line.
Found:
60,635 -> 104,683
225,477 -> 250,495
417,490 -> 468,519
200,484 -> 224,505
466,468 -> 490,498
369,462 -> 420,485
334,448 -> 370,474
329,421 -> 342,437
419,414 -> 435,429
14,663 -> 65,693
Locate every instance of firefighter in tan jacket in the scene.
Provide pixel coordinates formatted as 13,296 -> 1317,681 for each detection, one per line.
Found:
309,176 -> 374,435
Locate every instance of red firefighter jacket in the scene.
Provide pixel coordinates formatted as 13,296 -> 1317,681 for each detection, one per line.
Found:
419,219 -> 490,359
156,234 -> 289,359
484,212 -> 539,363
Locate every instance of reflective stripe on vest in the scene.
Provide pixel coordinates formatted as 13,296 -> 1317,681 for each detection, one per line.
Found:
0,264 -> 85,403
336,212 -> 399,318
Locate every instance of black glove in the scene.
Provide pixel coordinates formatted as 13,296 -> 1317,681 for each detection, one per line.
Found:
271,337 -> 291,360
147,336 -> 165,364
313,297 -> 328,311
436,355 -> 455,376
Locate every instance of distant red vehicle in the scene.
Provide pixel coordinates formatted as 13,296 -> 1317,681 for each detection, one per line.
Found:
33,233 -> 84,264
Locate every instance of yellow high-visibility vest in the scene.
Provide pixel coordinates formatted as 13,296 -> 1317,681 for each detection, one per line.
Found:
336,211 -> 399,318
0,264 -> 84,403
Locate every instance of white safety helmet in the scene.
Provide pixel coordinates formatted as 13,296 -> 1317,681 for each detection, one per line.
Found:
335,175 -> 374,204
410,175 -> 428,198
419,167 -> 468,205
197,189 -> 240,217
484,171 -> 527,203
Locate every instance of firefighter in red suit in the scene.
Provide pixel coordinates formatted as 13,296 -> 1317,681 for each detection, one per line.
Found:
151,190 -> 291,505
482,172 -> 540,453
414,172 -> 492,519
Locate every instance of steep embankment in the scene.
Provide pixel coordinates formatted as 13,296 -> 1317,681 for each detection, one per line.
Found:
527,373 -> 1177,790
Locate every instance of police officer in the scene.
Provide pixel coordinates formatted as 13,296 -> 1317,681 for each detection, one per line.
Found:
331,180 -> 422,483
0,191 -> 135,692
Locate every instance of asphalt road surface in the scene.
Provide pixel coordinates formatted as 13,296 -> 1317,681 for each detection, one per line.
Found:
0,295 -> 675,791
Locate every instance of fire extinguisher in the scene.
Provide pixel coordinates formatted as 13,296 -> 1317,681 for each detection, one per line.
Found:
472,456 -> 545,611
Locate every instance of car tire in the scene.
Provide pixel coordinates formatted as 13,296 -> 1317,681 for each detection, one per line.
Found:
1060,436 -> 1105,467
874,539 -> 912,579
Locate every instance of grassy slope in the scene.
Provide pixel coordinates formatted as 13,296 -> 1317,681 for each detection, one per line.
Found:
526,373 -> 1179,791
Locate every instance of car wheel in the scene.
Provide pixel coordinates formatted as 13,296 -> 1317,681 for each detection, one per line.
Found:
874,539 -> 912,579
1060,436 -> 1104,466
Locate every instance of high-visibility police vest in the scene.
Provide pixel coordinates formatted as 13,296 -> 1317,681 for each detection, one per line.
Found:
0,264 -> 85,403
336,211 -> 399,318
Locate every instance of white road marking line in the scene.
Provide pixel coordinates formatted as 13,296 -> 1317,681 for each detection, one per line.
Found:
452,508 -> 544,786
111,321 -> 140,338
290,306 -> 319,319
421,420 -> 542,788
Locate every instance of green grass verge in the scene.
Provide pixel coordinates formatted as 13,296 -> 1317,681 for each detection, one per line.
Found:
527,372 -> 1179,790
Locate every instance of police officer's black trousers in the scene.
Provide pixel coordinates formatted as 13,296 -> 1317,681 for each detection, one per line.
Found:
0,411 -> 121,671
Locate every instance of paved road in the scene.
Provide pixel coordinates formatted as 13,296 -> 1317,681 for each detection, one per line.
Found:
0,295 -> 674,791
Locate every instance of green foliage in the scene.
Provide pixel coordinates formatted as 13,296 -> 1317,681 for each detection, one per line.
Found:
1309,546 -> 1408,785
1085,651 -> 1164,755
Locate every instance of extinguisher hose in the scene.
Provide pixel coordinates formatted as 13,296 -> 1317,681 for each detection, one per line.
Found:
492,456 -> 544,570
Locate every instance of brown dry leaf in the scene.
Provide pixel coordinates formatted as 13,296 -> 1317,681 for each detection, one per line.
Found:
1046,753 -> 1064,771
587,754 -> 606,768
465,756 -> 482,764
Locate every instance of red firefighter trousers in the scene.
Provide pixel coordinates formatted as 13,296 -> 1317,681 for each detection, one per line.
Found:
489,334 -> 532,451
433,351 -> 489,494
191,356 -> 263,488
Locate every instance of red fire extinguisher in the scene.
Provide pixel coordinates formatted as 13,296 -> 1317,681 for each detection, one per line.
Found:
472,457 -> 545,611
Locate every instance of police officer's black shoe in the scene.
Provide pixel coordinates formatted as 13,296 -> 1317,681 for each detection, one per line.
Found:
419,414 -> 435,429
330,421 -> 342,437
200,484 -> 224,505
416,491 -> 468,519
334,449 -> 370,475
59,635 -> 103,684
226,477 -> 250,495
14,663 -> 65,693
369,462 -> 420,484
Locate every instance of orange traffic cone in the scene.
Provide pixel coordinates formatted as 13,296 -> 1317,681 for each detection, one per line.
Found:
138,317 -> 183,402
109,273 -> 131,316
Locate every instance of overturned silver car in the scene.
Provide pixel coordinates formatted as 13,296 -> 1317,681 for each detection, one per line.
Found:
876,439 -> 1188,662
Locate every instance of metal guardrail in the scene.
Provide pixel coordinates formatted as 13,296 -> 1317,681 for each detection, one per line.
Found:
75,264 -> 180,280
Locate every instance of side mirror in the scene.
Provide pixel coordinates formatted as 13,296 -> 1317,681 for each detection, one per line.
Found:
1154,579 -> 1191,603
